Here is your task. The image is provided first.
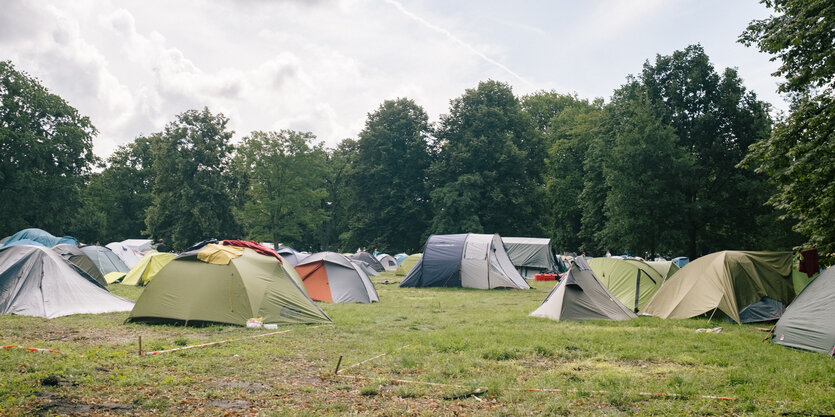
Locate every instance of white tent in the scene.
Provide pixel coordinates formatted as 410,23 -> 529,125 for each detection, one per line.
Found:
106,239 -> 153,268
400,233 -> 529,289
376,254 -> 398,271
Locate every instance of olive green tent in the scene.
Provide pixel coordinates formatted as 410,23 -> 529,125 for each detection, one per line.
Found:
641,251 -> 795,324
644,261 -> 680,281
588,257 -> 666,312
530,256 -> 637,322
772,267 -> 835,355
120,252 -> 176,286
395,253 -> 421,277
127,245 -> 330,326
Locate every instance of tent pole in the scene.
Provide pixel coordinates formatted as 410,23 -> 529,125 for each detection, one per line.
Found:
707,308 -> 717,324
634,270 -> 641,313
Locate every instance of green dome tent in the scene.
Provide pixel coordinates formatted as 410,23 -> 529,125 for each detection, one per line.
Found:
128,244 -> 330,326
588,257 -> 666,312
641,251 -> 795,324
395,253 -> 421,277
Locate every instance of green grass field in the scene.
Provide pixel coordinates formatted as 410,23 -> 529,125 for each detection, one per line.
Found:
2,271 -> 833,416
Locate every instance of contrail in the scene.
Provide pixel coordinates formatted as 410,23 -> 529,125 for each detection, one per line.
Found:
383,0 -> 533,87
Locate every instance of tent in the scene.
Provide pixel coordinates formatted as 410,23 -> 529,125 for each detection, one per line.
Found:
80,245 -> 130,275
127,244 -> 330,326
52,244 -> 107,287
394,253 -> 409,265
644,260 -> 680,281
530,256 -> 637,321
350,251 -> 385,273
772,268 -> 835,355
395,253 -> 421,277
641,251 -> 796,324
671,257 -> 689,268
295,252 -> 379,303
120,252 -> 176,286
0,245 -> 134,318
400,233 -> 530,289
106,239 -> 153,268
353,260 -> 380,277
376,254 -> 398,271
588,257 -> 666,312
502,237 -> 563,278
276,246 -> 308,267
2,228 -> 77,248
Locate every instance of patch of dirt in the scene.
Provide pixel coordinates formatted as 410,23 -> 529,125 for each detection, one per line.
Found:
215,380 -> 271,392
36,396 -> 134,415
209,399 -> 252,409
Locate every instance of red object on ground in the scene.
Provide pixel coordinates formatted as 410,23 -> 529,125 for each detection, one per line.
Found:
222,240 -> 283,263
534,273 -> 558,281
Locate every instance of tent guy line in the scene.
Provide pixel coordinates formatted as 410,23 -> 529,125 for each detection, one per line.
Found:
336,344 -> 413,374
141,325 -> 329,356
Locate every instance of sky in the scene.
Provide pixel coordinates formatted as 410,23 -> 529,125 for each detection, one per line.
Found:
0,0 -> 784,159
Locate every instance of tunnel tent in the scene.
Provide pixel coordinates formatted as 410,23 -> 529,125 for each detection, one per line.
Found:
127,244 -> 330,326
295,252 -> 379,303
80,245 -> 130,275
400,233 -> 529,290
772,268 -> 835,355
376,254 -> 398,271
588,257 -> 666,312
502,237 -> 563,278
52,244 -> 107,287
2,228 -> 77,248
0,245 -> 134,318
641,251 -> 796,324
530,256 -> 637,321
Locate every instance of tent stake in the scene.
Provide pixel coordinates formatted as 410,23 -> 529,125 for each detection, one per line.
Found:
138,336 -> 143,356
334,355 -> 343,374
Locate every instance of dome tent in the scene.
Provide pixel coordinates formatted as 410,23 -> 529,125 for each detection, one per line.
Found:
350,251 -> 385,273
119,252 -> 176,286
376,254 -> 398,271
641,251 -> 795,324
52,244 -> 107,287
80,245 -> 130,275
771,267 -> 835,355
0,245 -> 134,318
295,252 -> 379,303
2,228 -> 77,248
587,257 -> 666,312
400,233 -> 529,290
395,253 -> 421,277
128,243 -> 330,326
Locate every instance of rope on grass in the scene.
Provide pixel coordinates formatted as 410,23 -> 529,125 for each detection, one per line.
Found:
2,345 -> 62,354
337,344 -> 412,374
143,325 -> 328,356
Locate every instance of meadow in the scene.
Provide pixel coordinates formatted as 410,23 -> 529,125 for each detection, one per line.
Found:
1,271 -> 833,416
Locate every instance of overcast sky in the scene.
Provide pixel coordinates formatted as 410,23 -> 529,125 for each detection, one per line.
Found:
1,0 -> 784,158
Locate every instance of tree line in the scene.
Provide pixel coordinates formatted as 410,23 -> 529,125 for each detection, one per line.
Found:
1,1 -> 831,259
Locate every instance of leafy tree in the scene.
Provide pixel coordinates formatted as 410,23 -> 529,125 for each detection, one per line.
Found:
0,60 -> 97,237
322,139 -> 359,252
145,108 -> 240,250
430,80 -> 546,236
344,98 -> 432,253
523,92 -> 603,253
234,130 -> 328,250
740,0 -> 835,254
640,45 -> 784,258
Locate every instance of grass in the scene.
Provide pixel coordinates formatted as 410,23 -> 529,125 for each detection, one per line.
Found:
1,271 -> 834,415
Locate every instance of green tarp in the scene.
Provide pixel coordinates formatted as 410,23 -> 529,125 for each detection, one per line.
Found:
641,251 -> 795,323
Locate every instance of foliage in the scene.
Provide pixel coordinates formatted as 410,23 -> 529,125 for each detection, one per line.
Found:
323,139 -> 360,252
740,0 -> 835,255
430,80 -> 546,236
343,98 -> 432,253
0,60 -> 97,237
234,130 -> 328,250
144,108 -> 240,251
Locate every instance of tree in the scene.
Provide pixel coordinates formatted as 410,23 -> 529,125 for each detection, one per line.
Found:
430,80 -> 546,236
344,98 -> 432,253
740,0 -> 835,255
234,130 -> 328,250
322,138 -> 359,252
0,60 -> 97,237
523,92 -> 603,253
145,108 -> 240,250
640,45 -> 786,258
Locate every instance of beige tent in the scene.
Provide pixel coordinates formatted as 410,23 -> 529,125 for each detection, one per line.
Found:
641,251 -> 795,323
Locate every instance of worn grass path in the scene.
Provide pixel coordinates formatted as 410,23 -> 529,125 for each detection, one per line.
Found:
1,271 -> 833,416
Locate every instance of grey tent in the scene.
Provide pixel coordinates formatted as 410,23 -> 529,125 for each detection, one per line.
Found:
530,256 -> 637,321
502,237 -> 564,278
276,246 -> 308,267
80,245 -> 130,275
0,245 -> 134,318
772,267 -> 835,355
400,233 -> 529,289
376,254 -> 398,271
52,244 -> 107,287
350,251 -> 385,273
296,252 -> 379,303
352,260 -> 380,277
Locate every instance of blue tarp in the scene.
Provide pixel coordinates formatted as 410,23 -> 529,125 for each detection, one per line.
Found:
2,228 -> 78,248
400,234 -> 467,287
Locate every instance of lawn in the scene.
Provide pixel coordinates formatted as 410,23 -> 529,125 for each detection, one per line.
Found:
1,271 -> 833,416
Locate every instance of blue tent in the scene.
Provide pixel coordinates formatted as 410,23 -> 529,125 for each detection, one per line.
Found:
2,228 -> 77,248
671,257 -> 690,268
